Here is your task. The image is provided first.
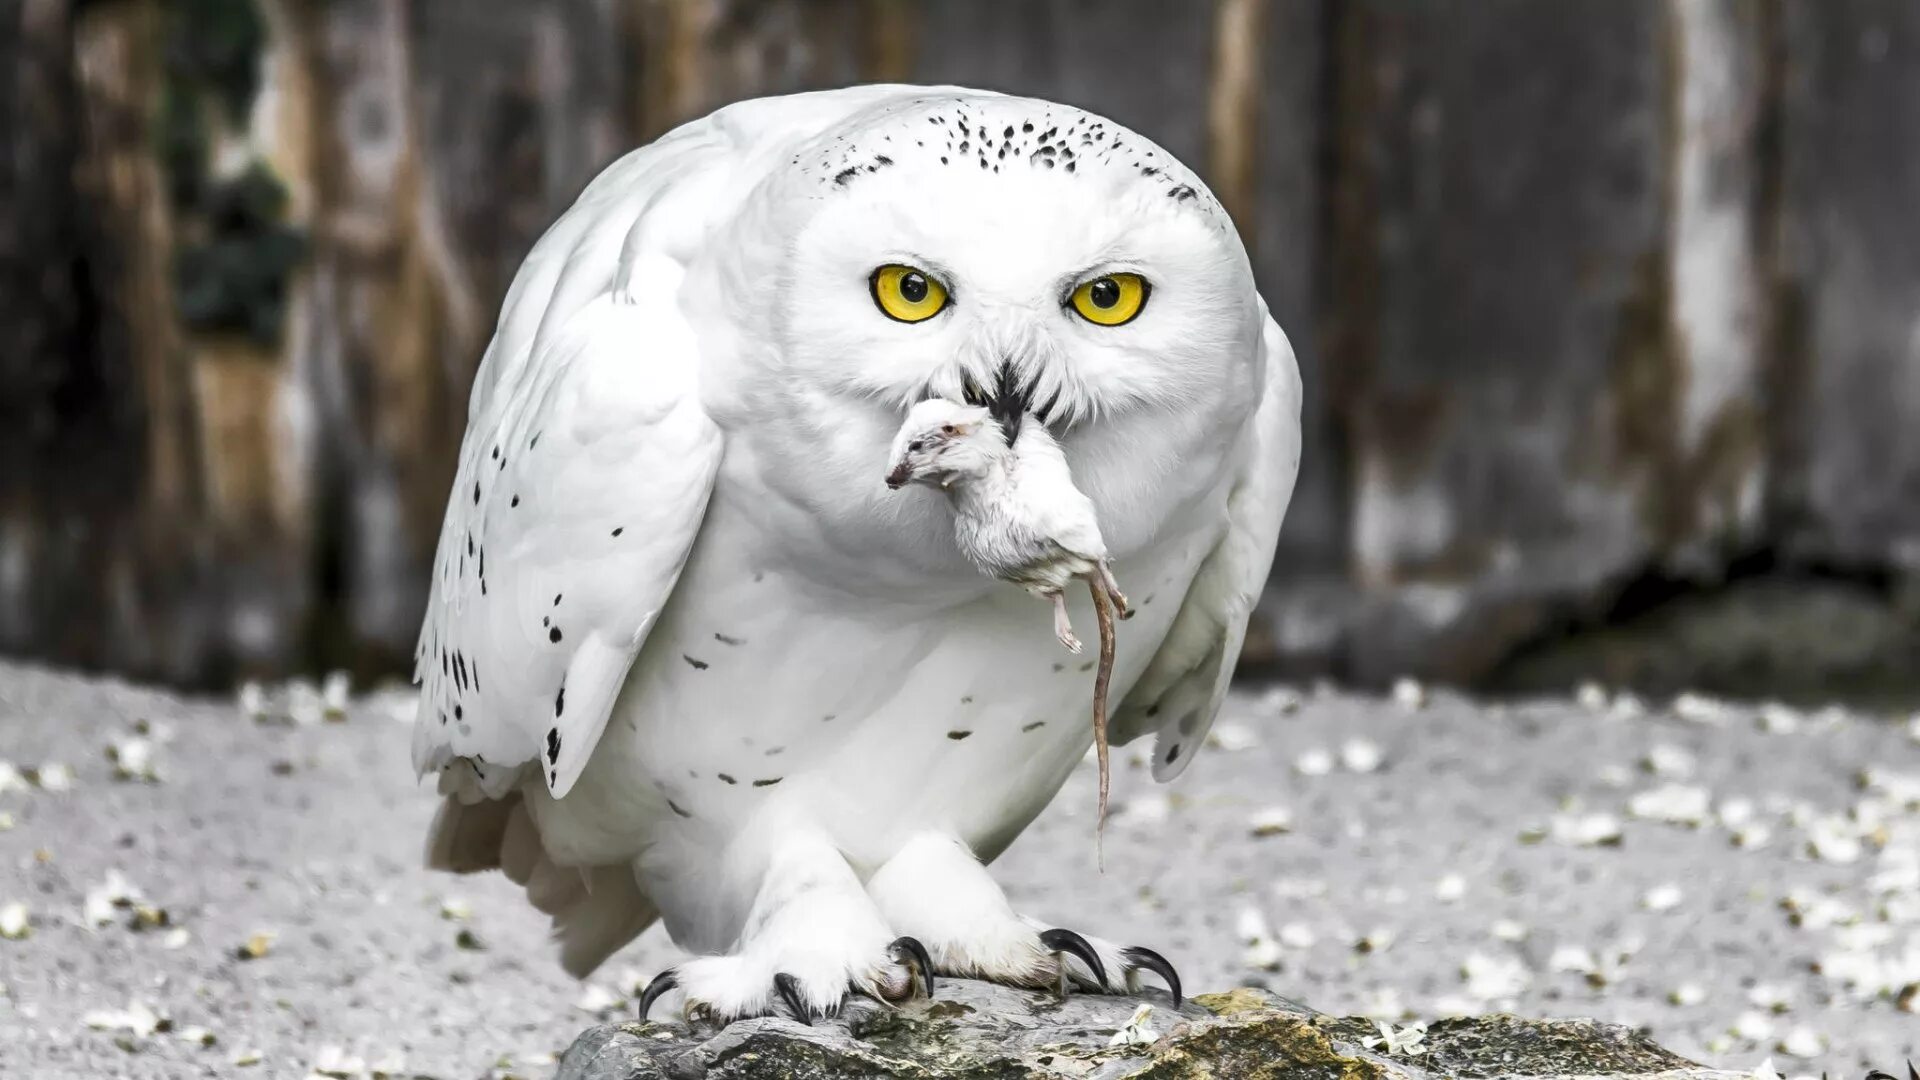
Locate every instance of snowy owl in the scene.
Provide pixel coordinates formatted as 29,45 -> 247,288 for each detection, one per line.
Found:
411,85 -> 1302,1022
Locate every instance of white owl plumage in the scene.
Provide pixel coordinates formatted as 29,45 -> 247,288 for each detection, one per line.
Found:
410,85 -> 1301,1019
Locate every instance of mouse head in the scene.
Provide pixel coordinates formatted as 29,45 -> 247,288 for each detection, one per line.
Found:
884,399 -> 1004,490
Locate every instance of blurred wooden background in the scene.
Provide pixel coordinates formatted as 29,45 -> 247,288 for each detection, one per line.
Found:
3,0 -> 1917,700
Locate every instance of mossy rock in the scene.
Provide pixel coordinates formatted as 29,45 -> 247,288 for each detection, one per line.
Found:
556,982 -> 1740,1079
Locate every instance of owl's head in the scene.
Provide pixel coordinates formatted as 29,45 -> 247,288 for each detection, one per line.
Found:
735,92 -> 1263,447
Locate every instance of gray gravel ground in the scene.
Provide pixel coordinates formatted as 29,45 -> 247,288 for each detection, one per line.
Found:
0,661 -> 1914,1079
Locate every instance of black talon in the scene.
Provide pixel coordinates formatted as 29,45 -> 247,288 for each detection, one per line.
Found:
888,935 -> 937,997
1121,945 -> 1183,1007
1038,927 -> 1108,988
771,971 -> 812,1025
638,969 -> 679,1020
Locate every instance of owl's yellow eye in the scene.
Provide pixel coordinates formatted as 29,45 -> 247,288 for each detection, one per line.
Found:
870,265 -> 950,323
1069,273 -> 1149,327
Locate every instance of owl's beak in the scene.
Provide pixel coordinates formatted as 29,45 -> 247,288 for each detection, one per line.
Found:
964,361 -> 1052,446
885,460 -> 913,489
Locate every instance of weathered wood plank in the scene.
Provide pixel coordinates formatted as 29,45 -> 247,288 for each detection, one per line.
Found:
1313,0 -> 1678,682
1773,0 -> 1920,571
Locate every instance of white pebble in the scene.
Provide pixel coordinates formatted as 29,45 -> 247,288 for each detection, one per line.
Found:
1260,686 -> 1302,714
1641,744 -> 1696,780
162,928 -> 191,950
1628,784 -> 1711,826
1491,919 -> 1528,942
33,762 -> 73,792
1355,928 -> 1395,954
1747,983 -> 1793,1013
1209,722 -> 1260,752
1243,937 -> 1285,971
1119,792 -> 1172,826
84,999 -> 163,1037
1391,677 -> 1427,710
1460,951 -> 1531,1000
1434,874 -> 1467,902
0,902 -> 28,940
0,761 -> 24,795
1803,817 -> 1864,864
1731,1010 -> 1775,1041
1640,884 -> 1684,912
1247,806 -> 1293,837
573,983 -> 624,1014
1278,922 -> 1316,949
1340,738 -> 1384,773
439,897 -> 473,921
1293,748 -> 1334,776
322,671 -> 352,716
1595,764 -> 1634,789
1549,944 -> 1597,974
1575,682 -> 1609,711
312,1045 -> 366,1077
237,681 -> 268,721
1550,811 -> 1624,847
1774,1027 -> 1823,1059
1668,983 -> 1705,1006
1673,692 -> 1738,726
83,870 -> 140,928
1234,906 -> 1272,943
1608,692 -> 1648,720
1757,702 -> 1802,734
109,737 -> 158,782
1731,823 -> 1772,850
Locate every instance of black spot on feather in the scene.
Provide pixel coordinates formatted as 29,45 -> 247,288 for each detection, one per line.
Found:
752,777 -> 782,787
714,632 -> 745,646
833,166 -> 859,185
683,655 -> 708,670
718,773 -> 736,784
554,685 -> 565,716
611,527 -> 624,537
1168,184 -> 1197,201
546,727 -> 561,764
549,626 -> 562,643
1021,721 -> 1045,733
947,730 -> 972,740
667,799 -> 692,819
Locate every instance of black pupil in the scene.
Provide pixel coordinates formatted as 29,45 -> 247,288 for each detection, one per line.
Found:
1089,278 -> 1121,308
899,272 -> 929,304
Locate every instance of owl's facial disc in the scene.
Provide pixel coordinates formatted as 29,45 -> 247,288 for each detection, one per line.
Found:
769,95 -> 1259,452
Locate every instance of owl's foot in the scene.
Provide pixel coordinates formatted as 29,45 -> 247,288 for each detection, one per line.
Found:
640,828 -> 929,1023
866,833 -> 1181,1004
639,936 -> 933,1023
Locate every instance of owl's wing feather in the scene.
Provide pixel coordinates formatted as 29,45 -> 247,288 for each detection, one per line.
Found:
1110,312 -> 1302,780
409,144 -> 734,802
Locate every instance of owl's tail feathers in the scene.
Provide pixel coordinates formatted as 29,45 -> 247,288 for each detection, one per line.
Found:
425,794 -> 660,978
